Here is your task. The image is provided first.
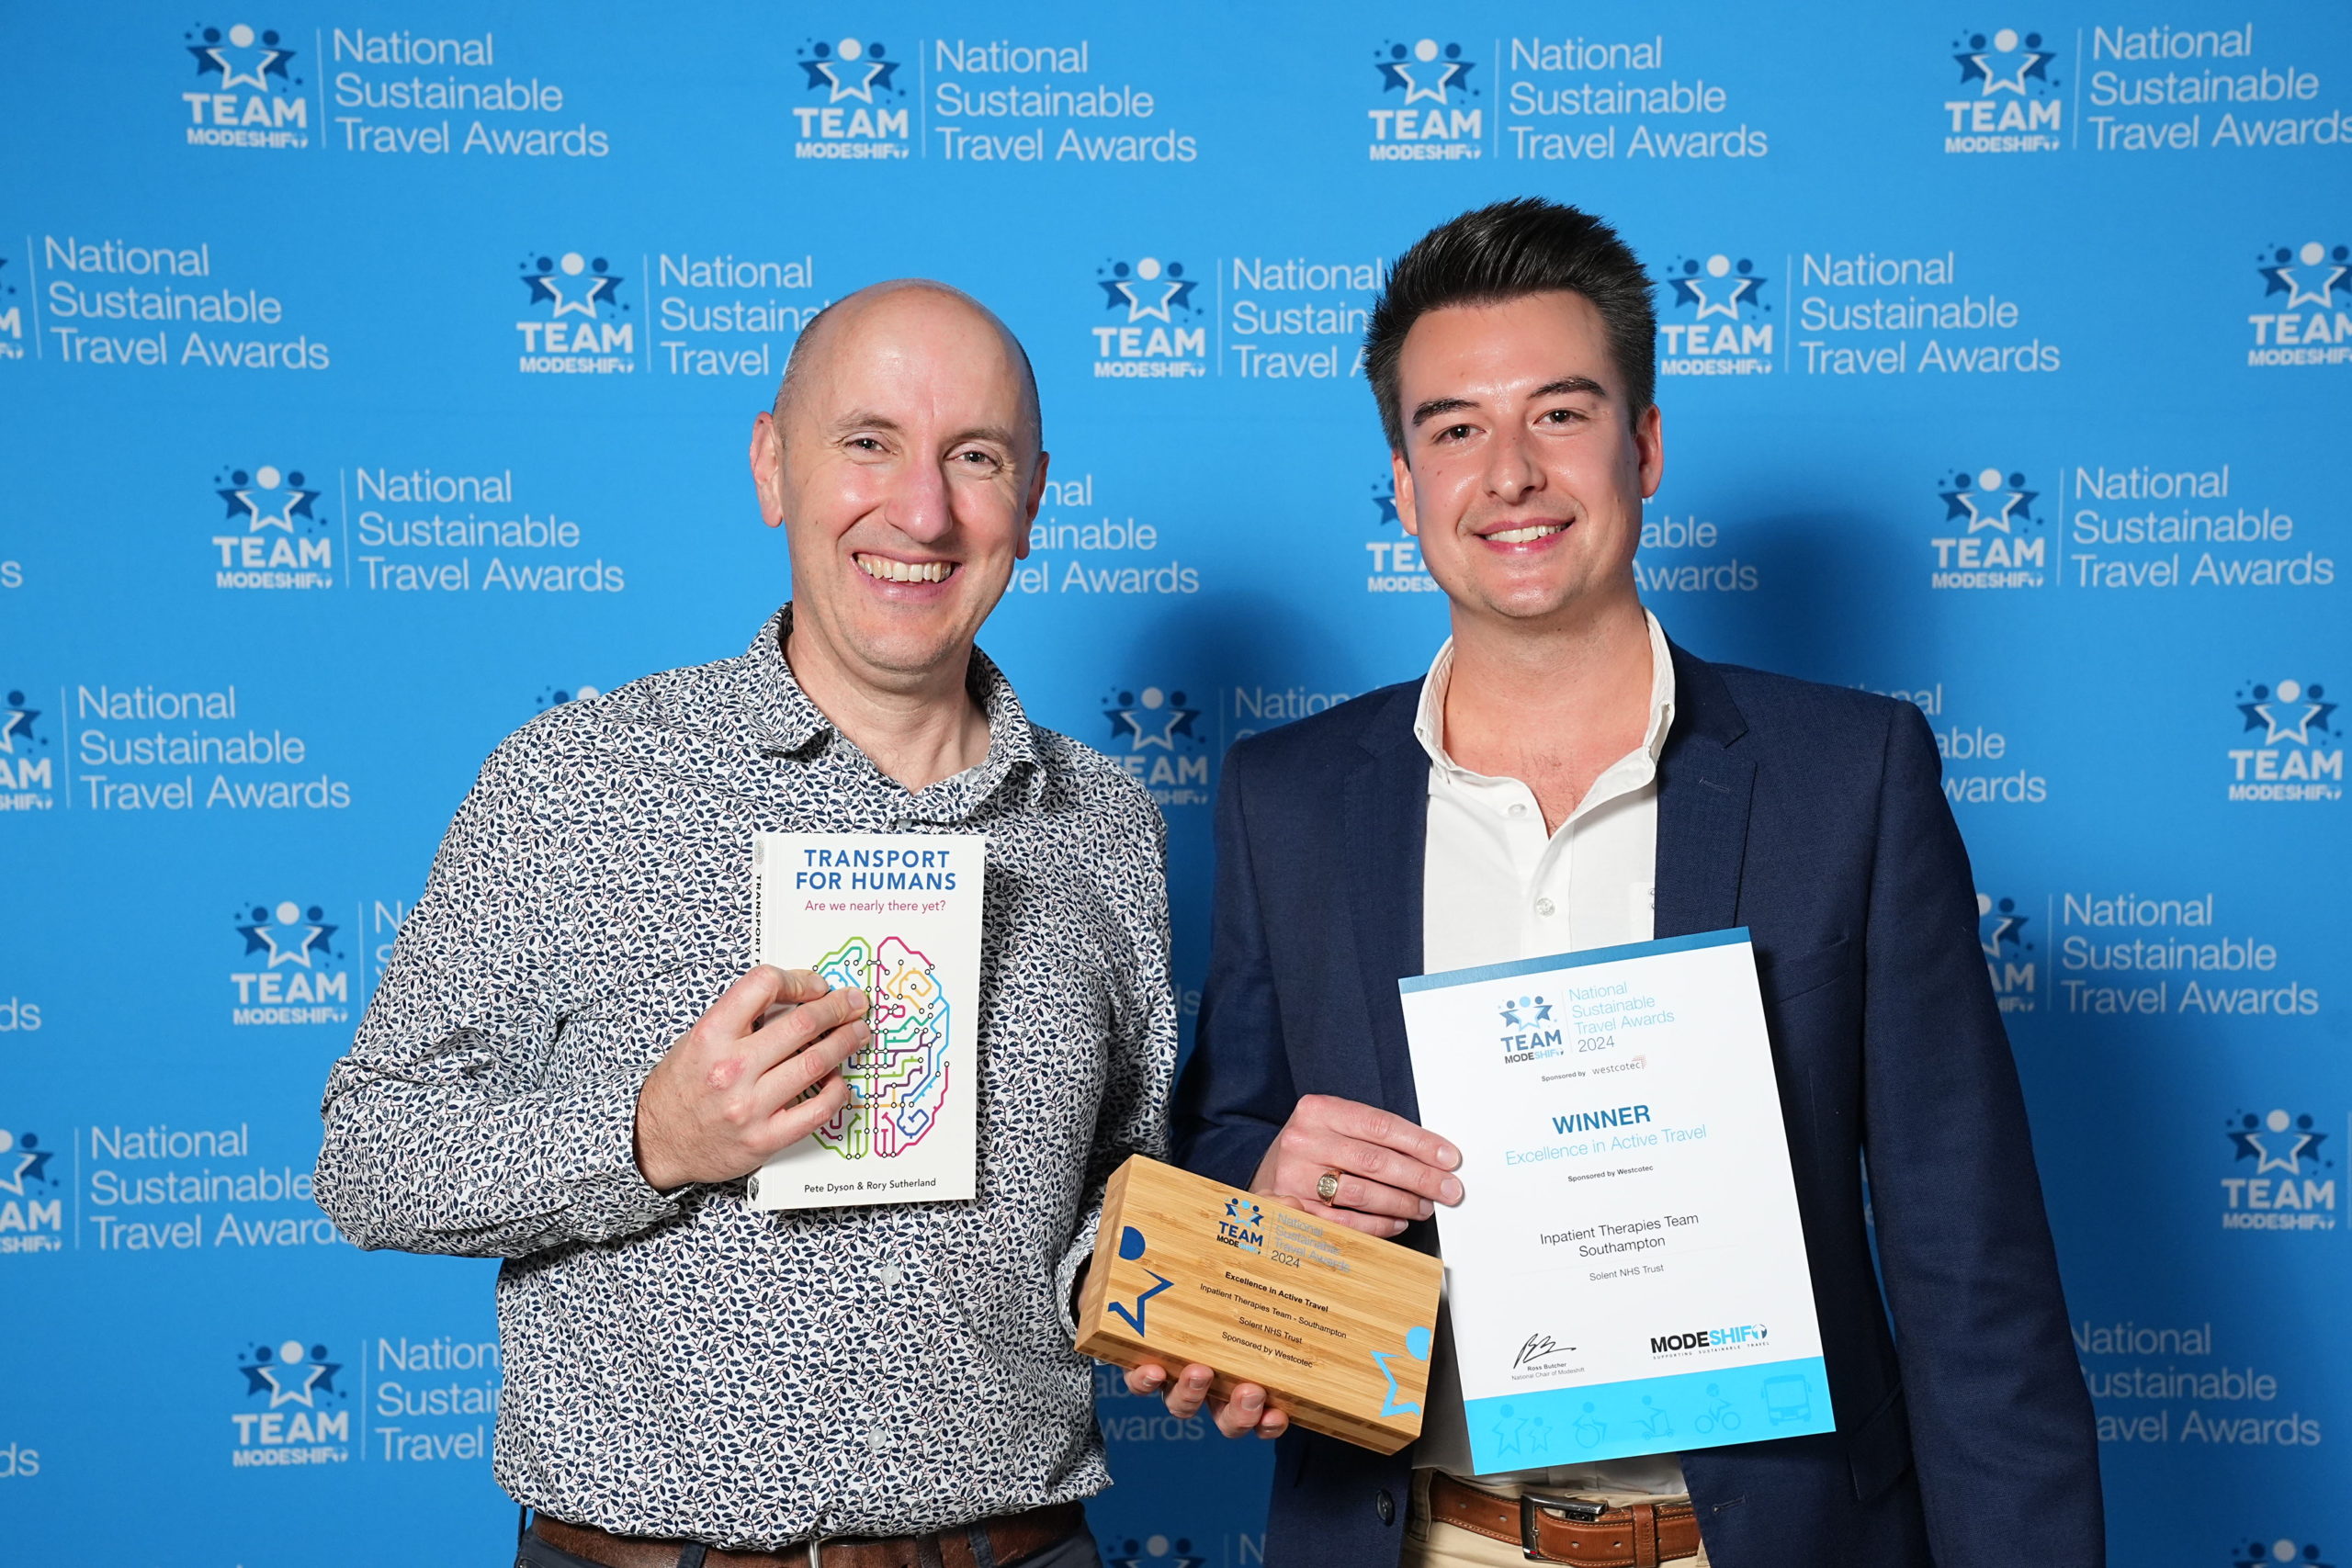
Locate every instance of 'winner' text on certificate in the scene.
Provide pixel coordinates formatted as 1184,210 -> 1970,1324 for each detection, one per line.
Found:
1400,929 -> 1833,1472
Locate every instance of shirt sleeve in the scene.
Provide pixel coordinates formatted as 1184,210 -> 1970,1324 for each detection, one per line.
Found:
1054,787 -> 1179,1337
312,739 -> 683,1258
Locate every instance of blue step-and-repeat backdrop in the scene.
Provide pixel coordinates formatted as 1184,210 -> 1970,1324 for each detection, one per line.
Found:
2,4 -> 2346,1563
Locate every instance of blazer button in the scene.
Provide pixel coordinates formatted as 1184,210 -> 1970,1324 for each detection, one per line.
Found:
1374,1488 -> 1396,1525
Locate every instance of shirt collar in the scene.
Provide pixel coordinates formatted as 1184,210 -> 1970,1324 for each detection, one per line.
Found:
1412,609 -> 1679,783
742,604 -> 1045,811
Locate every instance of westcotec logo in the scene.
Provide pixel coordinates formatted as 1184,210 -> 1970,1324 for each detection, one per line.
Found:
181,22 -> 311,149
1942,27 -> 2062,153
1929,467 -> 2046,588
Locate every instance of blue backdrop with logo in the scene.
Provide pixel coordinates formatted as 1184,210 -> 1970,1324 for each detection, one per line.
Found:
2,5 -> 2346,1564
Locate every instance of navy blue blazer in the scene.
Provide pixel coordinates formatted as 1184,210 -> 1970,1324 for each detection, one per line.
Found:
1169,643 -> 2101,1568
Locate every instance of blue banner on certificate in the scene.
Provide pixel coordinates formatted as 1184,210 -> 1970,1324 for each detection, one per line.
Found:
1400,929 -> 1834,1472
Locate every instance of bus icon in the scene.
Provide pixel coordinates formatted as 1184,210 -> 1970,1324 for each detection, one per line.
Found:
1762,1375 -> 1812,1427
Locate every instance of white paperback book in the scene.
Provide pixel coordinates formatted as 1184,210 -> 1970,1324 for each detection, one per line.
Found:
745,831 -> 987,1211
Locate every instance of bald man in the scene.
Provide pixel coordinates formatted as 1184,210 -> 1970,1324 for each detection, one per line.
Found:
318,283 -> 1176,1568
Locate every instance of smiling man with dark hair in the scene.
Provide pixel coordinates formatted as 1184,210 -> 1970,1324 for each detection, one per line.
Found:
1129,200 -> 2101,1568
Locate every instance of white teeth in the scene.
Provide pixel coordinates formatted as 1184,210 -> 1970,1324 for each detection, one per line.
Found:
1488,524 -> 1566,545
857,554 -> 952,584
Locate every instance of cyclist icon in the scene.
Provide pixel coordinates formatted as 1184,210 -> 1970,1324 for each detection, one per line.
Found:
1691,1382 -> 1742,1435
1634,1393 -> 1674,1439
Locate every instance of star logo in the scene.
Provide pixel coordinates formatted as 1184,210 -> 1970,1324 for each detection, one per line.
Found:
2228,1110 -> 2329,1178
2236,679 -> 2336,746
238,1339 -> 344,1409
1371,482 -> 1399,525
521,253 -> 624,319
0,1131 -> 56,1196
0,691 -> 40,755
1375,39 -> 1476,105
1103,686 -> 1202,750
1976,894 -> 2030,960
2258,242 -> 2352,310
797,38 -> 901,103
236,901 -> 338,968
1498,995 -> 1554,1029
1954,28 -> 2054,96
1939,468 -> 2037,533
214,464 -> 320,533
1097,257 -> 1198,323
187,23 -> 296,93
1107,1538 -> 1206,1568
2233,1539 -> 2335,1568
1108,1226 -> 1175,1337
1668,254 -> 1768,320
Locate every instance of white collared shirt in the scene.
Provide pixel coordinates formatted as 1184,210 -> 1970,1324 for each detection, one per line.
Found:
1412,609 -> 1688,1494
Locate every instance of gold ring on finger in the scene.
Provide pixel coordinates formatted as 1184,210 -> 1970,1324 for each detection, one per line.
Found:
1316,1170 -> 1342,1203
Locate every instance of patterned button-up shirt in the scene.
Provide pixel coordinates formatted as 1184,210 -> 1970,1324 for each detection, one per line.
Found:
315,609 -> 1176,1548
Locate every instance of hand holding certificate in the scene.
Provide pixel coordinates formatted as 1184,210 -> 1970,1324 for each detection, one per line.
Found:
1400,928 -> 1833,1473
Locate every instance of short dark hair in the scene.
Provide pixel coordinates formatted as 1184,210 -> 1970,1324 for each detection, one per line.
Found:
1364,198 -> 1656,451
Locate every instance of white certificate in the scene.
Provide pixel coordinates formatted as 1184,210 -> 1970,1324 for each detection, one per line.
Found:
744,831 -> 985,1210
1400,929 -> 1832,1472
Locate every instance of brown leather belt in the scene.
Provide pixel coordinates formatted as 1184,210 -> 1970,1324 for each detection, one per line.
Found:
530,1502 -> 1085,1568
1426,1472 -> 1701,1566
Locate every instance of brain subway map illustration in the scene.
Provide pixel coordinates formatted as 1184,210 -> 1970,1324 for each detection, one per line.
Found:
811,934 -> 950,1158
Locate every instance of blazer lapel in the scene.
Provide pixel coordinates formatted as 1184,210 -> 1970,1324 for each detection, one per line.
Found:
1342,684 -> 1431,1122
1655,644 -> 1756,941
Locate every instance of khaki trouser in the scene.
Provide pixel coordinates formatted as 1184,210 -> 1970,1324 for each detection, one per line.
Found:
1398,1471 -> 1712,1568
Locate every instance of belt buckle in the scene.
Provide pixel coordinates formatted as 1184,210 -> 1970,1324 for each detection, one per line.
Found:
1518,1492 -> 1609,1562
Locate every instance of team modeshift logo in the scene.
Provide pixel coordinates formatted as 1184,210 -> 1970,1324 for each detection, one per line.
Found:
231,1337 -> 350,1466
792,37 -> 910,157
1367,39 -> 1482,161
2235,1540 -> 2335,1568
2226,677 -> 2341,802
209,462 -> 334,590
1941,27 -> 2062,153
1498,994 -> 1565,1064
534,682 -> 603,711
0,1128 -> 63,1254
181,22 -> 311,149
2223,1108 -> 2337,1232
1978,893 -> 2038,1012
1101,684 -> 1209,807
0,252 -> 22,359
514,251 -> 635,374
1216,1195 -> 1263,1254
1659,253 -> 1772,377
1107,1537 -> 1206,1568
1091,257 -> 1204,378
1929,467 -> 2046,589
0,690 -> 54,808
2247,241 -> 2352,367
230,900 -> 351,1026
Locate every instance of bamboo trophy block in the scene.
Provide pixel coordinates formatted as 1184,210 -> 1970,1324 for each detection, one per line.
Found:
1074,1155 -> 1444,1454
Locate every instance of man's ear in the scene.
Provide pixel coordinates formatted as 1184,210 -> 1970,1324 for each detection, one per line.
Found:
1018,449 -> 1051,562
750,411 -> 787,528
1635,402 -> 1666,501
1391,448 -> 1419,536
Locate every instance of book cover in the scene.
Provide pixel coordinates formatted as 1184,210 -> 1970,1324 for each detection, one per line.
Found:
745,831 -> 986,1210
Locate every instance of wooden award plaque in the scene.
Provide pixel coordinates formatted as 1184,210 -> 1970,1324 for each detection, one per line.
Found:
1074,1155 -> 1444,1454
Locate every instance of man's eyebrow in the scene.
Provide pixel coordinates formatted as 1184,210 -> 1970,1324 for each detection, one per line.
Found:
946,424 -> 1023,451
1409,396 -> 1476,429
1532,376 -> 1607,400
830,410 -> 905,434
